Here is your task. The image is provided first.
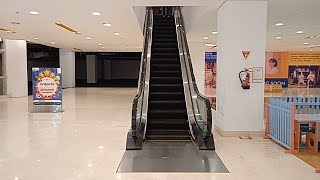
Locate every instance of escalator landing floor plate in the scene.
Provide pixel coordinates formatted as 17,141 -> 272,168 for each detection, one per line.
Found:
117,142 -> 229,173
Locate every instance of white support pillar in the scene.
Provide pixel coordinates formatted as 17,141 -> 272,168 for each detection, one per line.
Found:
59,49 -> 75,88
188,42 -> 205,94
216,0 -> 267,136
4,39 -> 28,97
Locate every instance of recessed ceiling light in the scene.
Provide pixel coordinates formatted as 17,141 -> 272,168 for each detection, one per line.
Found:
6,30 -> 11,33
29,11 -> 39,15
103,23 -> 111,27
86,37 -> 92,40
11,22 -> 20,25
275,23 -> 284,26
203,36 -> 209,40
98,50 -> 101,52
267,50 -> 270,52
35,37 -> 39,40
276,36 -> 282,40
303,42 -> 309,45
310,50 -> 313,52
212,31 -> 218,35
50,41 -> 55,44
98,43 -> 103,46
92,12 -> 101,16
102,46 -> 105,49
204,43 -> 216,47
296,31 -> 303,34
114,32 -> 120,36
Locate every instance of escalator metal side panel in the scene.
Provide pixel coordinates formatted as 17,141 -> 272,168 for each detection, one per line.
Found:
126,7 -> 153,150
174,7 -> 215,150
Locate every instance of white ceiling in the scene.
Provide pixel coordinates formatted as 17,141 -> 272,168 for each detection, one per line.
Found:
0,0 -> 319,52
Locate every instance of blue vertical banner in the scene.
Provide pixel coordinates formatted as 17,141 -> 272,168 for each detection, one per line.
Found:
205,52 -> 217,63
32,67 -> 62,104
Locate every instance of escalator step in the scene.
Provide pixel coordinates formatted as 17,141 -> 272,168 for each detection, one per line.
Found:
147,119 -> 188,129
146,135 -> 191,141
150,84 -> 183,92
151,58 -> 180,64
152,70 -> 181,77
152,47 -> 178,53
151,64 -> 180,70
152,52 -> 179,58
153,30 -> 176,34
153,38 -> 177,43
150,77 -> 182,84
153,33 -> 176,38
147,129 -> 190,136
149,92 -> 185,101
149,100 -> 186,109
148,110 -> 187,119
152,43 -> 178,48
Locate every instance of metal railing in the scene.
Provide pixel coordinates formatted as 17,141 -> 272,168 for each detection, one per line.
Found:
127,7 -> 153,149
174,7 -> 215,150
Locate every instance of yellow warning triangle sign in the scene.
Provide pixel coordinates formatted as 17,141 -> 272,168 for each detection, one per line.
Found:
242,51 -> 251,60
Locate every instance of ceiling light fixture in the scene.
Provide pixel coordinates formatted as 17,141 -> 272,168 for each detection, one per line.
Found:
1,28 -> 16,34
11,22 -> 20,25
103,23 -> 111,27
29,11 -> 39,15
102,46 -> 105,49
98,50 -> 101,52
74,48 -> 84,51
98,43 -> 103,46
203,36 -> 209,40
276,36 -> 282,40
51,41 -> 55,44
92,12 -> 101,16
35,37 -> 39,40
204,43 -> 217,47
303,42 -> 309,45
212,31 -> 218,35
54,22 -> 81,34
310,50 -> 313,52
86,37 -> 92,40
296,31 -> 303,34
275,23 -> 284,26
306,34 -> 320,39
114,32 -> 120,36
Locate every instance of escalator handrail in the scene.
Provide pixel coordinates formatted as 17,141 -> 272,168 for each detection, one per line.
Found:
175,7 -> 213,138
131,7 -> 153,139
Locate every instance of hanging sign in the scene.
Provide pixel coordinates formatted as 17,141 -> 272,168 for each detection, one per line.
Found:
242,51 -> 251,60
32,67 -> 62,104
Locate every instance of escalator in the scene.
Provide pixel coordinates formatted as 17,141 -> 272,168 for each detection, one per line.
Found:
147,15 -> 191,142
126,7 -> 215,150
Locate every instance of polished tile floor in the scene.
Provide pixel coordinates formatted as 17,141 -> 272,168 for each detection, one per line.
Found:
0,88 -> 320,180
